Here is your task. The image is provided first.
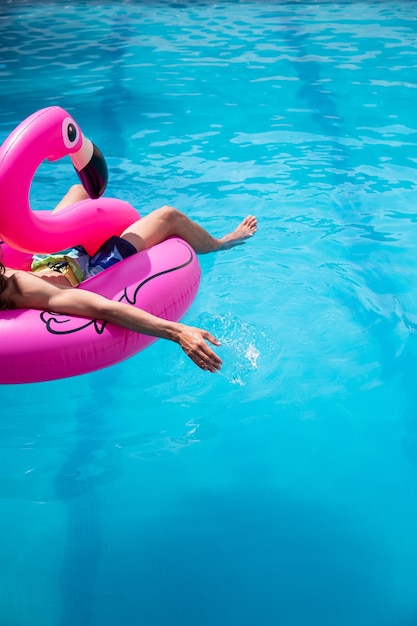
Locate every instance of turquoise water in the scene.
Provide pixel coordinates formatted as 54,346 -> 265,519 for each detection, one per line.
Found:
2,0 -> 417,624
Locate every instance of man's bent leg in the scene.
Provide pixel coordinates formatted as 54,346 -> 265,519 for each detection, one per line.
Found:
121,205 -> 257,254
52,185 -> 90,213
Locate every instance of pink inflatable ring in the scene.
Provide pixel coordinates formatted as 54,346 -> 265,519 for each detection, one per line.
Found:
0,107 -> 201,384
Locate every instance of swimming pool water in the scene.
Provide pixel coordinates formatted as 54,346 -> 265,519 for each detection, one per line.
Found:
1,1 -> 417,624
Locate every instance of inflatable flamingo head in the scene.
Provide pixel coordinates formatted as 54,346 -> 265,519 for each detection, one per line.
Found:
0,106 -> 139,255
0,106 -> 108,200
49,108 -> 108,199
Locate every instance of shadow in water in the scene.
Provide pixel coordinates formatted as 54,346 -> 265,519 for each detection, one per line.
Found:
282,12 -> 417,470
54,369 -> 122,626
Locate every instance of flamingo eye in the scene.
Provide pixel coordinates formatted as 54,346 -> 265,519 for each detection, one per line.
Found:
67,123 -> 77,142
62,117 -> 80,149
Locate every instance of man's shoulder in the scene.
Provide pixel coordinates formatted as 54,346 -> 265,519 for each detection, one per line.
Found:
5,269 -> 56,310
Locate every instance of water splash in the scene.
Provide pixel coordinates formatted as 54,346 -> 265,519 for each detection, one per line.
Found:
199,312 -> 261,385
245,342 -> 261,368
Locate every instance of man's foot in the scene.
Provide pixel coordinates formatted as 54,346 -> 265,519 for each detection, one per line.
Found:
217,215 -> 257,250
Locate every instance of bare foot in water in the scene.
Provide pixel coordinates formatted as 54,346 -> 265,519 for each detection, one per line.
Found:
217,215 -> 257,250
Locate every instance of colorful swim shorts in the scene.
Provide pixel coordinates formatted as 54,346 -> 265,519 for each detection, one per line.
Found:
31,236 -> 137,286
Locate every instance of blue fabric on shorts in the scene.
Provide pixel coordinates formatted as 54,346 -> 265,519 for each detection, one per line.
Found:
87,236 -> 136,277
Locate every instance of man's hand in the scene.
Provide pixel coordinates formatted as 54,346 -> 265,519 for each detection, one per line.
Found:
176,326 -> 222,372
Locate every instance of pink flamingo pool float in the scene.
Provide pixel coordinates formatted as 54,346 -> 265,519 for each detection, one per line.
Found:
0,107 -> 200,384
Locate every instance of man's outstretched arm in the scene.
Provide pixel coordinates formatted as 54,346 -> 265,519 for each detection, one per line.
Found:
51,288 -> 222,371
11,272 -> 222,372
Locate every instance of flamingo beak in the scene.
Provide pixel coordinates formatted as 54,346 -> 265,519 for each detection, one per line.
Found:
70,135 -> 108,199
